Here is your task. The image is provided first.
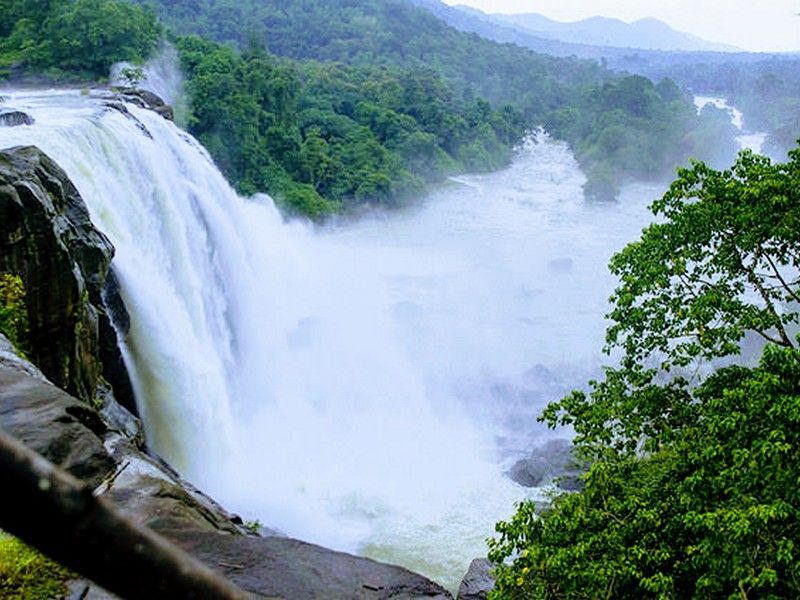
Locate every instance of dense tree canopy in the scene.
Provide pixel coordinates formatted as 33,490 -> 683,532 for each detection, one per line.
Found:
608,148 -> 800,370
137,0 -> 736,201
176,35 -> 527,216
0,0 -> 161,78
490,146 -> 800,598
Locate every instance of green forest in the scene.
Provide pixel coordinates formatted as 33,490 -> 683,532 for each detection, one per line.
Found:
0,0 -> 160,78
2,0 -> 742,211
137,0 -> 739,205
175,36 -> 527,216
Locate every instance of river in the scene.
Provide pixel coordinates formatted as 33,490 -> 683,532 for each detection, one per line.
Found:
0,89 -> 754,591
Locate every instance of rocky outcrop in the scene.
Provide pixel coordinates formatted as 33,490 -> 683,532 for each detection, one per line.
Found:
0,334 -> 114,488
166,532 -> 452,599
0,335 -> 452,599
108,88 -> 174,121
0,146 -> 135,412
0,108 -> 35,127
507,438 -> 586,491
457,559 -> 494,600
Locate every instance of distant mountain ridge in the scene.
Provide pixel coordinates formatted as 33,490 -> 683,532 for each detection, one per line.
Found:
406,0 -> 773,80
490,11 -> 740,53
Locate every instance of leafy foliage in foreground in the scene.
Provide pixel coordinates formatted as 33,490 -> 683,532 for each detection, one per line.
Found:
608,147 -> 800,370
0,532 -> 73,599
491,348 -> 800,598
0,0 -> 161,79
490,147 -> 800,598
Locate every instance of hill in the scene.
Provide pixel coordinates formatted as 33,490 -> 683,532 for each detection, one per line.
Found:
135,0 -> 736,201
492,13 -> 739,53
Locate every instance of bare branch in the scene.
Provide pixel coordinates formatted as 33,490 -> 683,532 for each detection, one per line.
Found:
0,429 -> 252,600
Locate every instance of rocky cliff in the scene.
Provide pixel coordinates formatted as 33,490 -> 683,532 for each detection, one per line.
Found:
0,332 -> 453,598
0,145 -> 135,413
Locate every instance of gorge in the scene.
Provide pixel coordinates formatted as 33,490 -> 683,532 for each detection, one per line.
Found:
0,87 -> 765,593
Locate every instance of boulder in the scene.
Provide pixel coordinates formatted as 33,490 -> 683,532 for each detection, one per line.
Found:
0,352 -> 115,488
164,531 -> 452,600
115,88 -> 175,121
0,146 -> 135,412
457,559 -> 494,600
0,331 -> 47,382
507,438 -> 586,491
100,434 -> 245,535
0,108 -> 34,127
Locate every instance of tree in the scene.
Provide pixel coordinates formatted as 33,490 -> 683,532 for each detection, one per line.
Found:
490,346 -> 800,599
0,0 -> 161,77
608,148 -> 800,371
489,146 -> 800,598
119,66 -> 145,88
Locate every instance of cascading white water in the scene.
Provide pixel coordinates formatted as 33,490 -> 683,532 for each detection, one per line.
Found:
695,95 -> 767,154
110,44 -> 188,124
5,89 -> 763,590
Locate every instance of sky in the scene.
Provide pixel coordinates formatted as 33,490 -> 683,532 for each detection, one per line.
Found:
442,0 -> 800,52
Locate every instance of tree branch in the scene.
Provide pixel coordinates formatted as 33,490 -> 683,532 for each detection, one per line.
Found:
0,429 -> 252,600
763,253 -> 800,305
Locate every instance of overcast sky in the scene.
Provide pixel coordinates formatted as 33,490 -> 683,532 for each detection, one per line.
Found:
442,0 -> 800,52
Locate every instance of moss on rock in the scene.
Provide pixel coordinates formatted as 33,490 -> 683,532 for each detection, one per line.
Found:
0,532 -> 73,599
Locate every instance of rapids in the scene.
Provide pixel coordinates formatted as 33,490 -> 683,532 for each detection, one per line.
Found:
0,89 -> 756,589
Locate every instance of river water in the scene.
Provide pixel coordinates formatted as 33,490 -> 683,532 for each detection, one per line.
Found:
0,89 -> 751,590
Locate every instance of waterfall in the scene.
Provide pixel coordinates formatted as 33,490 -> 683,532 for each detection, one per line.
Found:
694,95 -> 768,153
3,87 -> 680,589
1,90 -> 548,589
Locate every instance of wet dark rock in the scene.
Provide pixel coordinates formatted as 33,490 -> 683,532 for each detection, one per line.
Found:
0,355 -> 115,488
0,332 -> 47,381
65,579 -> 119,600
507,438 -> 586,491
100,437 -> 245,535
163,530 -> 453,600
0,146 -> 135,412
96,380 -> 144,444
0,108 -> 34,127
457,558 -> 494,600
115,88 -> 174,121
101,101 -> 153,138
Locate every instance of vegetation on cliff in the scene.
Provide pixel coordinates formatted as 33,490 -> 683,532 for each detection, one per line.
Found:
0,0 -> 161,79
176,36 -> 526,216
0,533 -> 73,599
0,274 -> 28,355
490,146 -> 800,597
